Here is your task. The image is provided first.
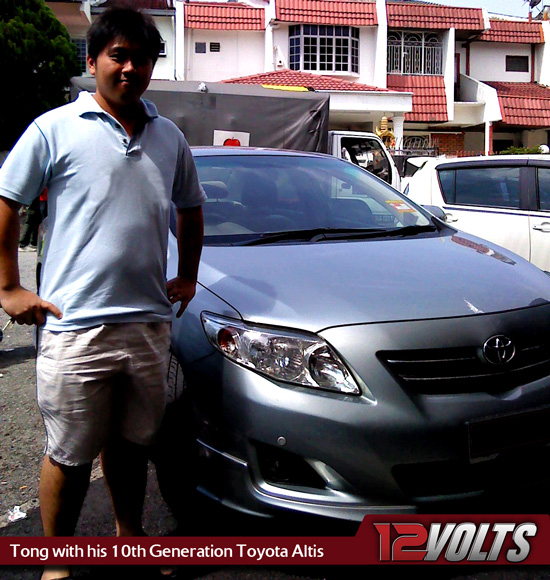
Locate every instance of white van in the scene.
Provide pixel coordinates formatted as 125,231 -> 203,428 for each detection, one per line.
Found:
404,154 -> 550,271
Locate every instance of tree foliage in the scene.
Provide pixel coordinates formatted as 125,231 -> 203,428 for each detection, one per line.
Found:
0,0 -> 80,150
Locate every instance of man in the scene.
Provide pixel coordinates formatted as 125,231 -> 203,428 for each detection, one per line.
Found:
0,7 -> 205,580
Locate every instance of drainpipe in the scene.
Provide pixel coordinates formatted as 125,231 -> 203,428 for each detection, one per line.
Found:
174,0 -> 185,80
531,44 -> 536,83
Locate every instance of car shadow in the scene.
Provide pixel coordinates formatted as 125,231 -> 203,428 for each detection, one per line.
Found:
0,345 -> 36,369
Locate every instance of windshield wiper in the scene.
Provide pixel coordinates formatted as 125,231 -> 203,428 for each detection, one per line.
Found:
237,227 -> 387,246
308,224 -> 439,242
237,224 -> 440,246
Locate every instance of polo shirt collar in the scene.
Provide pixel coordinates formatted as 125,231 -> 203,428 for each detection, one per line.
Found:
74,91 -> 159,120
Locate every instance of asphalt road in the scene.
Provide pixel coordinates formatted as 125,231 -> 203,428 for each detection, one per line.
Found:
2,250 -> 550,580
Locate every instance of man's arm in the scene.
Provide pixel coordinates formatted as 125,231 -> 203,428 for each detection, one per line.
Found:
0,197 -> 62,325
166,205 -> 204,318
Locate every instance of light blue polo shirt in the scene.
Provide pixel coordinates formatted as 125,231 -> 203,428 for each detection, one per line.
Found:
0,92 -> 206,330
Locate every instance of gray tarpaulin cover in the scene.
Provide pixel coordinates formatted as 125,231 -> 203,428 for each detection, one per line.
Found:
70,77 -> 330,153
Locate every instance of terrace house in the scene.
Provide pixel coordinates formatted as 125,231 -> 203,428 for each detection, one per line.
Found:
48,0 -> 550,156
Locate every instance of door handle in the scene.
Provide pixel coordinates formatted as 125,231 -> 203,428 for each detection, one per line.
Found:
444,212 -> 458,223
533,222 -> 550,233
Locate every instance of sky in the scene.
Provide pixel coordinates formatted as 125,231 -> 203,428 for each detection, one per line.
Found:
430,0 -> 545,18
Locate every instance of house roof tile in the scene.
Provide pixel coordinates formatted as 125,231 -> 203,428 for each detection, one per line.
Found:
185,2 -> 264,30
275,0 -> 377,26
386,1 -> 484,30
484,82 -> 550,127
223,68 -> 393,92
387,75 -> 447,122
478,19 -> 544,43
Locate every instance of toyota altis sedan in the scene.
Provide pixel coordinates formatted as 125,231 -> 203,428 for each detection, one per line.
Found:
164,148 -> 550,520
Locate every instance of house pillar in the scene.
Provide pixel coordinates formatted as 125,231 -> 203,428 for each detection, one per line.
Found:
392,115 -> 404,149
485,121 -> 493,155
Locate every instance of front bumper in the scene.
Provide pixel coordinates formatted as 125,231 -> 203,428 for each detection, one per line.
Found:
184,304 -> 550,521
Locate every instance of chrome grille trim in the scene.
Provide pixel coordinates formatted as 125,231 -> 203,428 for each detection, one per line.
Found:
379,341 -> 550,394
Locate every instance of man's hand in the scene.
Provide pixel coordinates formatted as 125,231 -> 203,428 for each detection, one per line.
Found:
0,286 -> 62,326
166,276 -> 196,318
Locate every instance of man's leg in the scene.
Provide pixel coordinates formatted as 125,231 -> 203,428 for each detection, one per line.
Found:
100,435 -> 149,537
39,456 -> 92,580
101,322 -> 171,537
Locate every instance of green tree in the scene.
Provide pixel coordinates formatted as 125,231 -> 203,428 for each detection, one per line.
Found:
0,0 -> 80,150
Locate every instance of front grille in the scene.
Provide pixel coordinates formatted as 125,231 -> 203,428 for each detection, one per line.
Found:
378,339 -> 550,394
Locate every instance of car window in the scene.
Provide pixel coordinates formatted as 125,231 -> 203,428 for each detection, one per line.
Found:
537,167 -> 550,211
438,167 -> 521,209
340,137 -> 392,184
194,154 -> 431,244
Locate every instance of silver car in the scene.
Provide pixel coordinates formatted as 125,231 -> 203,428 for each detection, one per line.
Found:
166,148 -> 550,520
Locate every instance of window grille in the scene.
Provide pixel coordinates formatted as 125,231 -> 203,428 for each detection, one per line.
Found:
387,31 -> 443,75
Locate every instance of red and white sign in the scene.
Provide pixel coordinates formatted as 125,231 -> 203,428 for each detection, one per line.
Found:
213,130 -> 250,147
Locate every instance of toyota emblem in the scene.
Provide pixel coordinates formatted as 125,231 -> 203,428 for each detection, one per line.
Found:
482,335 -> 516,365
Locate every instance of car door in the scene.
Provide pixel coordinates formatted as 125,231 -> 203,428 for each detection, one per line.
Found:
435,161 -> 531,262
528,161 -> 550,272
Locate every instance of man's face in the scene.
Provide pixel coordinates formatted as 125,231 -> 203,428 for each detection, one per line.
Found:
87,37 -> 154,112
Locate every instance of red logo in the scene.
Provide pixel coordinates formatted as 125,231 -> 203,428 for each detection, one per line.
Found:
374,522 -> 537,562
223,138 -> 241,146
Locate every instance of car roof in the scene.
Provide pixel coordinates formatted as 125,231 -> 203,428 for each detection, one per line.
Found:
190,146 -> 332,159
432,154 -> 550,168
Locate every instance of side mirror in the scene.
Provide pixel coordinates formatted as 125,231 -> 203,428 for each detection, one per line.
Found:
423,205 -> 447,221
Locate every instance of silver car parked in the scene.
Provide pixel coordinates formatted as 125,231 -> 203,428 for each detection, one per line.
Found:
168,149 -> 550,520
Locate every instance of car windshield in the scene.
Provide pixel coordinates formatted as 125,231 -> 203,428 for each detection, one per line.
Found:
194,153 -> 433,245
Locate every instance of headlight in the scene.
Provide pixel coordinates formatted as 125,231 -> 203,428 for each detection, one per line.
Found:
201,312 -> 361,395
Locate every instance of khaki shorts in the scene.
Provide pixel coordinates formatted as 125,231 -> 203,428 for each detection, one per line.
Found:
36,322 -> 171,466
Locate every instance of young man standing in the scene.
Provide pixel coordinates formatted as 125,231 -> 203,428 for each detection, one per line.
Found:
0,7 -> 205,580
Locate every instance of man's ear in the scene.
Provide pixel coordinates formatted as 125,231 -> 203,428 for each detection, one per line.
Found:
87,55 -> 96,76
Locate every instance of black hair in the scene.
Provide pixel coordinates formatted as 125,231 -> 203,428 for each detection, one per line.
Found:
87,6 -> 162,65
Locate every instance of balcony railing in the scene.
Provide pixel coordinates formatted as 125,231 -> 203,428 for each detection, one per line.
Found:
387,42 -> 443,75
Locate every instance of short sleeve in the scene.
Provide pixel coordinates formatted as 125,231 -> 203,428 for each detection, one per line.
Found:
0,122 -> 51,206
172,135 -> 207,209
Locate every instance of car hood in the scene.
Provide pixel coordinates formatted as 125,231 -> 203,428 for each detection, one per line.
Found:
197,232 -> 550,332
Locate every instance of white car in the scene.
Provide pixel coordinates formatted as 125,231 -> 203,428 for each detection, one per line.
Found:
403,154 -> 550,272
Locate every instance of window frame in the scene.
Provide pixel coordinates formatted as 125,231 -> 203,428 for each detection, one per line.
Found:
505,55 -> 529,73
72,38 -> 87,74
436,160 -> 531,211
289,25 -> 359,74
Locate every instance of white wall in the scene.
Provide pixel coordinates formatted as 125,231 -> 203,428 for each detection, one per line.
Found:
273,26 -> 290,69
470,42 -> 532,82
443,29 -> 455,121
358,27 -> 379,86
537,22 -> 550,86
186,30 -> 265,82
373,0 -> 387,88
460,75 -> 501,122
153,17 -> 176,80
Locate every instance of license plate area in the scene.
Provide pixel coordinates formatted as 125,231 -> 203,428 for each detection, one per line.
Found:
468,406 -> 550,461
